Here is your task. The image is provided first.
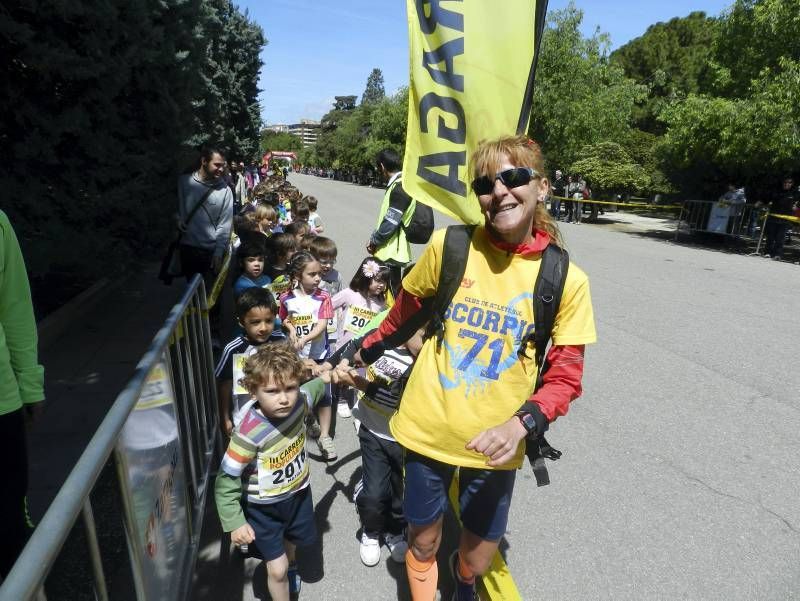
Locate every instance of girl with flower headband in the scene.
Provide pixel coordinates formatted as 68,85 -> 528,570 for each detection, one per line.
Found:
330,257 -> 390,418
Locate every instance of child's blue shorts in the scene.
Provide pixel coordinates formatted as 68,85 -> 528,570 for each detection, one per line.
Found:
246,486 -> 317,561
402,450 -> 516,542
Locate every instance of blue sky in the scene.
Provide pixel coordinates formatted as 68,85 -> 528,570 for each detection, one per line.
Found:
236,0 -> 734,125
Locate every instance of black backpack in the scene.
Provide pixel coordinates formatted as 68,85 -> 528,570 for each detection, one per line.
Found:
424,224 -> 570,485
402,198 -> 435,244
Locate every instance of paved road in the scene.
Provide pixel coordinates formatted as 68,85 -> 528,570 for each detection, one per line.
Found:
193,173 -> 800,600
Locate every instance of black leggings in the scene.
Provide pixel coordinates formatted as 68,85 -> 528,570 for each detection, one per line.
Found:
0,408 -> 32,578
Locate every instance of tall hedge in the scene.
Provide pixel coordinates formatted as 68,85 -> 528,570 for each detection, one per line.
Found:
0,0 -> 264,313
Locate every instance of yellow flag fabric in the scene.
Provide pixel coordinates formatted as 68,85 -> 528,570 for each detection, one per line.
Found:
403,0 -> 547,225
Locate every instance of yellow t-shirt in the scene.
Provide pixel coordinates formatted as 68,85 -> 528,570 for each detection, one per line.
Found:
389,227 -> 596,469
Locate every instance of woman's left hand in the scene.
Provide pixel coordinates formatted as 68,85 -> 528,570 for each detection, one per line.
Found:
466,418 -> 528,467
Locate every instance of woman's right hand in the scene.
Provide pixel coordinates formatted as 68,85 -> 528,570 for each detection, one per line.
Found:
222,418 -> 234,438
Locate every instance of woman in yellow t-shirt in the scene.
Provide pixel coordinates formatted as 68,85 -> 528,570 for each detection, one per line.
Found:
358,136 -> 596,600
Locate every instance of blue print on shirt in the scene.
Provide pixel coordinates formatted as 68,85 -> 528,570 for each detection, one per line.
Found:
439,292 -> 534,395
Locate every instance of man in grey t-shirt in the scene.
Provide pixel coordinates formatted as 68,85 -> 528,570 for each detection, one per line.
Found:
177,146 -> 233,287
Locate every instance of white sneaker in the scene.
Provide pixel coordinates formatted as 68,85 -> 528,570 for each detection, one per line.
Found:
359,532 -> 381,566
337,402 -> 352,418
384,532 -> 408,563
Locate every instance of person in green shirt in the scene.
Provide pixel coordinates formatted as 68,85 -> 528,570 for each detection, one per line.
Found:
0,210 -> 45,578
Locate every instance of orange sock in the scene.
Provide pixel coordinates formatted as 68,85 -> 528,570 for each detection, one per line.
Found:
406,549 -> 438,600
457,553 -> 476,585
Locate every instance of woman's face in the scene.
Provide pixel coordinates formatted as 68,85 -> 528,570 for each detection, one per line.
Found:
476,154 -> 547,244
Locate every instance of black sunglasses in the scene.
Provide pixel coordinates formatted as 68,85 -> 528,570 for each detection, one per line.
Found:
471,167 -> 538,196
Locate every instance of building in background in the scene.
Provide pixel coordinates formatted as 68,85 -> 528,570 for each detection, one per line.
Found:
264,119 -> 320,147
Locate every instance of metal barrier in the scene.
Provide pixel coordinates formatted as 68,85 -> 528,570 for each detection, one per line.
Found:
0,275 -> 219,601
675,199 -> 766,240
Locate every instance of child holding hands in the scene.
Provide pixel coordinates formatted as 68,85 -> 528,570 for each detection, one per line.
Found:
215,344 -> 328,601
331,257 -> 390,418
279,251 -> 337,460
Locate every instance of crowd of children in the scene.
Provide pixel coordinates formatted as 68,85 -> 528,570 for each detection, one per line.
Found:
212,173 -> 407,601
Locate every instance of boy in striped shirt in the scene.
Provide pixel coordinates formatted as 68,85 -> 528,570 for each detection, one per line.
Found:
214,343 -> 327,601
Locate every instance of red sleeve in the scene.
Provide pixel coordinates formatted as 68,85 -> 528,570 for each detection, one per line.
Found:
361,288 -> 425,363
363,289 -> 424,348
317,292 -> 333,319
529,345 -> 585,421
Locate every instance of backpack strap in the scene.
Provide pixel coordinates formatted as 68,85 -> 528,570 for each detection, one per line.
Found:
520,243 -> 570,487
517,244 -> 570,388
423,224 -> 475,349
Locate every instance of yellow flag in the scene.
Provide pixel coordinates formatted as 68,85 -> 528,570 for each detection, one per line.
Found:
403,0 -> 548,225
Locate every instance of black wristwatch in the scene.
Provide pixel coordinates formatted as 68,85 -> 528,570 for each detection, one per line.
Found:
514,410 -> 538,435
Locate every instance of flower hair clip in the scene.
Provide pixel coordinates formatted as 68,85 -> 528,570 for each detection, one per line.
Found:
362,260 -> 381,278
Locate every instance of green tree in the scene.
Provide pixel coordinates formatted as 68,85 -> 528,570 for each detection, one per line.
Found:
654,0 -> 800,197
570,142 -> 650,196
191,0 -> 265,161
713,0 -> 800,98
260,130 -> 303,154
657,58 -> 800,198
610,12 -> 719,132
313,88 -> 408,172
361,68 -> 386,105
528,4 -> 647,171
624,129 -> 674,195
364,87 -> 409,161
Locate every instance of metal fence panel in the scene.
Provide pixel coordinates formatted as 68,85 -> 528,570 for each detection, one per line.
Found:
115,360 -> 190,601
0,276 -> 219,601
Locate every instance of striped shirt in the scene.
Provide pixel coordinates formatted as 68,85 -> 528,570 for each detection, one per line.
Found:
220,382 -> 321,504
353,346 -> 414,441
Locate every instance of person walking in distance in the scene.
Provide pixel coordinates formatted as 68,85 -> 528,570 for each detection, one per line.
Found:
551,169 -> 565,220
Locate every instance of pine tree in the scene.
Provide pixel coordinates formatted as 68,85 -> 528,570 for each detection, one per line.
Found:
361,68 -> 385,105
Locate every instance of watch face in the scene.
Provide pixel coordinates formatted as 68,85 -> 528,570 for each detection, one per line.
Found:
520,413 -> 536,431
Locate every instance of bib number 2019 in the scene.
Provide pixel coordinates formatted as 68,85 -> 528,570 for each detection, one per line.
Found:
271,449 -> 307,485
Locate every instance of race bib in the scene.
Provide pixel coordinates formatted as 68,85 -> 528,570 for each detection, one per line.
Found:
270,277 -> 291,296
232,353 -> 249,395
327,313 -> 338,337
293,314 -> 314,338
257,433 -> 309,498
344,306 -> 377,334
137,363 -> 172,410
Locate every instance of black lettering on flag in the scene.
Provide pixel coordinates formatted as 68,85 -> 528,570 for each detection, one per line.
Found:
415,0 -> 464,34
422,38 -> 465,92
417,152 -> 466,196
419,93 -> 466,143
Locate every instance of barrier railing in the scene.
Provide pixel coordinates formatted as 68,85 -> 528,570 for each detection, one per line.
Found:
674,198 -> 764,240
0,275 -> 219,601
